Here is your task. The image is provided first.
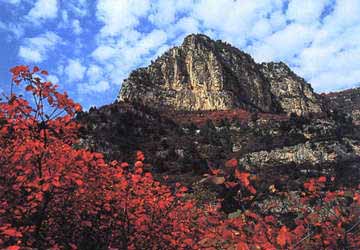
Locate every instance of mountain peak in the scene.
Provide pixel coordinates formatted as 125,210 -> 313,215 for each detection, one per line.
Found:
118,34 -> 322,115
182,33 -> 212,45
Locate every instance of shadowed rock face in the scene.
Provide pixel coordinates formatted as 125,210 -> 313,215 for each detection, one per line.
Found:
260,62 -> 322,115
323,87 -> 360,122
118,34 -> 322,115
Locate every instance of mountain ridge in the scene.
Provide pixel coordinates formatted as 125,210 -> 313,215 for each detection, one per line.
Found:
118,34 -> 322,115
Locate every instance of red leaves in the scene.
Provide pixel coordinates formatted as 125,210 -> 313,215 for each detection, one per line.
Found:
304,178 -> 316,192
7,246 -> 20,250
136,150 -> 145,161
32,66 -> 40,73
276,226 -> 291,247
235,169 -> 250,187
74,179 -> 83,186
134,161 -> 143,168
209,168 -> 221,175
25,84 -> 35,92
2,228 -> 22,237
120,162 -> 129,168
234,169 -> 256,194
10,65 -> 29,79
318,176 -> 327,183
93,152 -> 103,159
304,176 -> 327,192
225,158 -> 237,168
354,193 -> 360,205
236,242 -> 250,250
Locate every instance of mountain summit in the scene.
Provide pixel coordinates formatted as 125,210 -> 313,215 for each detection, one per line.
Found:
118,34 -> 322,115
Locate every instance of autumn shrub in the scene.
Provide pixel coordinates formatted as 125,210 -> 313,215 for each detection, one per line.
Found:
203,158 -> 360,249
0,66 -> 208,250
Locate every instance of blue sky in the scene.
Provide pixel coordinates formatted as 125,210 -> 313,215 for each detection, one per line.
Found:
0,0 -> 360,109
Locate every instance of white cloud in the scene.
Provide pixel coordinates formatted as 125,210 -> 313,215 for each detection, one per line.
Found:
192,0 -> 280,46
172,17 -> 199,36
250,18 -> 272,39
91,28 -> 168,87
65,59 -> 86,82
96,0 -> 151,36
322,0 -> 360,30
27,0 -> 58,23
78,81 -> 110,93
72,19 -> 82,34
18,32 -> 61,62
47,74 -> 60,84
92,45 -> 117,61
67,0 -> 88,17
61,10 -> 69,24
86,64 -> 103,82
148,0 -> 195,28
0,21 -> 24,39
149,0 -> 177,27
18,47 -> 42,62
250,23 -> 317,62
286,0 -> 328,24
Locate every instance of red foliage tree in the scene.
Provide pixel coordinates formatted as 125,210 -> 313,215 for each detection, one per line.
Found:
0,66 -> 208,249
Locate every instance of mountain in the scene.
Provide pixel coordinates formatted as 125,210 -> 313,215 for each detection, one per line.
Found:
118,34 -> 322,115
79,33 -> 360,214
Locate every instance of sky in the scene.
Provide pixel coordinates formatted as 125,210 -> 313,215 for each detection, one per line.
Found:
0,0 -> 360,109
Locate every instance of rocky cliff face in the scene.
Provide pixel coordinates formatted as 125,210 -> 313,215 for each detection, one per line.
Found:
323,87 -> 360,122
118,34 -> 322,115
260,62 -> 322,115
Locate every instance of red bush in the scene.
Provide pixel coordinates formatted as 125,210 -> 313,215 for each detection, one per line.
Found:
0,66 -> 208,249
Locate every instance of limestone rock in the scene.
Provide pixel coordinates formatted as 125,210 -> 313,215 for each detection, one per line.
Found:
238,139 -> 360,170
118,34 -> 322,114
260,62 -> 323,115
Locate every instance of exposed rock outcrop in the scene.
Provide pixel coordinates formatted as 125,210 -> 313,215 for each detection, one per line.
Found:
323,87 -> 360,121
118,34 -> 323,115
260,62 -> 322,115
238,139 -> 360,170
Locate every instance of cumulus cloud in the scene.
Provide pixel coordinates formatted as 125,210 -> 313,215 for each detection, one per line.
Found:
26,0 -> 58,23
96,0 -> 151,36
65,59 -> 86,82
0,21 -> 24,39
47,74 -> 60,84
86,64 -> 103,82
78,80 -> 110,93
92,45 -> 117,61
286,0 -> 328,24
92,27 -> 168,85
250,23 -> 317,62
67,0 -> 89,17
148,0 -> 193,27
72,19 -> 82,34
18,32 -> 61,62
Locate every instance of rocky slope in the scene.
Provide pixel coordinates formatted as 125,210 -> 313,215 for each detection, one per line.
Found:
79,34 -> 360,214
118,34 -> 322,115
322,87 -> 360,122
